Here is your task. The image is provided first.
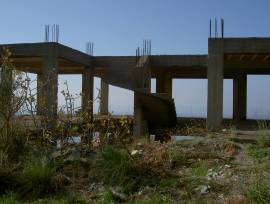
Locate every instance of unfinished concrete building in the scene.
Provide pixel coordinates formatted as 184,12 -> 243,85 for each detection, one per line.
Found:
1,36 -> 270,135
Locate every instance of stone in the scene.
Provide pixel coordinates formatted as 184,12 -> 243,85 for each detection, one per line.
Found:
224,164 -> 231,168
110,187 -> 127,201
196,185 -> 210,195
131,150 -> 139,156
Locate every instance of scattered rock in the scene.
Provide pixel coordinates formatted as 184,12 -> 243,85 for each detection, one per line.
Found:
206,169 -> 218,180
131,149 -> 143,156
110,187 -> 127,201
196,185 -> 210,195
131,150 -> 139,156
149,135 -> 155,141
206,165 -> 235,182
218,194 -> 225,200
224,164 -> 231,168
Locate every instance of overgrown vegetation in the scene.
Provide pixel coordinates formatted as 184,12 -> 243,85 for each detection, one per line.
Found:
95,146 -> 141,193
246,177 -> 270,204
19,154 -> 58,199
1,47 -> 270,203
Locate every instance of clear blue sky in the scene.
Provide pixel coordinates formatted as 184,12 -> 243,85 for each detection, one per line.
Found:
1,0 -> 270,118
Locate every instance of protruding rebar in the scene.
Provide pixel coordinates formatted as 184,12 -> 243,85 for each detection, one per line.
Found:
52,24 -> 54,42
209,19 -> 212,38
86,42 -> 94,56
215,18 -> 217,37
45,25 -> 50,42
149,40 -> 151,55
146,40 -> 149,55
142,41 -> 144,56
44,24 -> 60,42
221,18 -> 224,38
56,24 -> 58,42
136,47 -> 138,64
47,25 -> 49,42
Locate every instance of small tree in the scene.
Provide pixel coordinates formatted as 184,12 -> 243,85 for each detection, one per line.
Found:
0,47 -> 29,144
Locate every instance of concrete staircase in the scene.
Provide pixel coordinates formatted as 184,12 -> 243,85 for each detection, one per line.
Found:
103,55 -> 177,135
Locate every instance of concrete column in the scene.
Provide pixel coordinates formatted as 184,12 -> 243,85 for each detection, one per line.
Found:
36,74 -> 44,115
207,43 -> 224,131
99,79 -> 109,115
133,56 -> 151,137
133,92 -> 148,137
233,74 -> 247,121
41,45 -> 58,120
156,74 -> 172,100
82,67 -> 94,117
0,64 -> 12,116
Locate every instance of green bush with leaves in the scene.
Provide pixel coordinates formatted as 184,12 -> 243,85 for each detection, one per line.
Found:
0,48 -> 29,145
247,178 -> 270,204
247,144 -> 269,162
19,154 -> 59,199
0,193 -> 90,204
257,120 -> 270,148
0,167 -> 19,195
95,145 -> 141,193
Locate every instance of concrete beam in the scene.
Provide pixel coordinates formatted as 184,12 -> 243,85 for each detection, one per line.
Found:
156,74 -> 172,100
207,41 -> 224,131
103,63 -> 141,91
151,55 -> 208,68
212,38 -> 270,53
233,74 -> 247,121
41,44 -> 58,121
82,67 -> 94,117
99,79 -> 109,115
58,44 -> 92,66
0,43 -> 92,67
0,43 -> 46,57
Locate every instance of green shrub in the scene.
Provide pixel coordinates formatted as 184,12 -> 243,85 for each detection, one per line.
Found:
247,144 -> 269,162
130,193 -> 171,204
257,121 -> 270,148
0,192 -> 19,204
190,162 -> 209,177
95,146 -> 140,193
0,194 -> 90,204
63,193 -> 90,204
96,189 -> 120,204
247,179 -> 270,204
19,154 -> 58,199
0,167 -> 19,195
6,129 -> 29,161
168,149 -> 189,168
